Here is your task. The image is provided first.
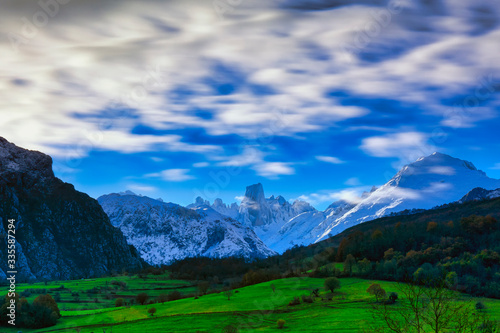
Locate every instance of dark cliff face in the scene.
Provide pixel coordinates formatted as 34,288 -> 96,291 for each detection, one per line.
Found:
0,137 -> 144,281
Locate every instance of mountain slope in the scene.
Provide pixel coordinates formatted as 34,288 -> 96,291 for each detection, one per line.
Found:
458,187 -> 500,203
316,152 -> 500,241
98,193 -> 276,265
0,137 -> 144,281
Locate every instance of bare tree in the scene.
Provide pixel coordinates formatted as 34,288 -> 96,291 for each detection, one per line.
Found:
369,279 -> 493,333
223,288 -> 234,301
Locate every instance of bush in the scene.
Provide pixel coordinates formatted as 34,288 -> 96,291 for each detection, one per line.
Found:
136,292 -> 149,305
115,298 -> 124,307
386,292 -> 398,304
324,277 -> 341,293
277,319 -> 286,329
301,294 -> 313,303
168,291 -> 182,302
476,301 -> 487,311
222,324 -> 238,333
157,293 -> 168,303
288,296 -> 301,306
148,307 -> 157,316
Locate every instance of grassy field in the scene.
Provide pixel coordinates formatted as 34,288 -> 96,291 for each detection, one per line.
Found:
2,275 -> 499,332
0,274 -> 197,311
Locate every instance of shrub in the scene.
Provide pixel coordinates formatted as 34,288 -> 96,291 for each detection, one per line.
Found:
136,292 -> 149,305
288,296 -> 301,306
277,319 -> 286,329
386,292 -> 398,304
476,301 -> 487,311
324,277 -> 341,293
115,298 -> 124,307
157,293 -> 168,303
168,291 -> 182,302
222,324 -> 238,333
148,307 -> 157,316
301,294 -> 313,303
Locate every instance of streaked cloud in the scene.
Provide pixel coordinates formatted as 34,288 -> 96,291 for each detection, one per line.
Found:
147,169 -> 195,182
316,156 -> 345,164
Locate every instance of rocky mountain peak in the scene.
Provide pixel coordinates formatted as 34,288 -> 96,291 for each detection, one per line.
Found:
0,137 -> 54,188
244,183 -> 265,202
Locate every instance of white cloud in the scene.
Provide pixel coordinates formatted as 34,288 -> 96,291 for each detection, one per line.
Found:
294,188 -> 368,206
316,156 -> 345,164
218,147 -> 264,167
361,132 -> 437,163
193,162 -> 209,168
234,196 -> 245,202
147,169 -> 195,182
428,166 -> 456,176
127,184 -> 158,193
253,162 -> 295,178
1,0 -> 499,165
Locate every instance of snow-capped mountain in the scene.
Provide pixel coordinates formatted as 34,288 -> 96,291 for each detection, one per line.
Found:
98,193 -> 275,265
190,183 -> 320,253
458,187 -> 500,203
316,152 -> 500,241
187,197 -> 240,219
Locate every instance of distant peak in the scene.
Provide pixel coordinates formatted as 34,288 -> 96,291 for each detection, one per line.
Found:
118,190 -> 139,196
411,152 -> 478,171
244,183 -> 265,202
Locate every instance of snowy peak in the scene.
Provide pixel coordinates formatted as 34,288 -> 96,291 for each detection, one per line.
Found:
98,193 -> 275,264
316,152 -> 500,241
390,152 -> 486,188
458,187 -> 500,203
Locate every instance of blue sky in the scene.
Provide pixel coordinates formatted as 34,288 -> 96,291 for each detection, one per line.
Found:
1,0 -> 499,209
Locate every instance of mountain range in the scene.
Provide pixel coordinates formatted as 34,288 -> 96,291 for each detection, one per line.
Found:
98,192 -> 275,265
2,136 -> 500,276
188,152 -> 500,253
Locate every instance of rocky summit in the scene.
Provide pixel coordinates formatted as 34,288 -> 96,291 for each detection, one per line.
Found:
0,137 -> 144,281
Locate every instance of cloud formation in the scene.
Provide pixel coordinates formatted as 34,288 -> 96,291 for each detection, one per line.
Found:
1,0 -> 499,185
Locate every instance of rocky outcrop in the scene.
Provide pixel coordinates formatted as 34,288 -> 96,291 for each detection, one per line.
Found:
0,137 -> 144,281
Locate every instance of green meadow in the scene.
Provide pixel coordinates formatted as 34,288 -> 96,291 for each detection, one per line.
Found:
2,274 -> 499,332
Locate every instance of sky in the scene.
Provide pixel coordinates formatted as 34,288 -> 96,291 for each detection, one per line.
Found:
1,0 -> 500,210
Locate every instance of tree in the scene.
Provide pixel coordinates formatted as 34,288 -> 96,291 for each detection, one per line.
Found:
33,294 -> 61,319
324,277 -> 341,293
167,291 -> 182,301
157,293 -> 168,304
277,319 -> 286,329
222,324 -> 238,333
148,307 -> 157,317
223,288 -> 233,301
344,254 -> 356,276
115,298 -> 124,307
198,281 -> 210,295
388,292 -> 398,304
136,292 -> 149,305
367,283 -> 386,302
370,280 -> 494,333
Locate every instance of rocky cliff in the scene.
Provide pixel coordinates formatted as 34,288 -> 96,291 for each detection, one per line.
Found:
0,137 -> 144,281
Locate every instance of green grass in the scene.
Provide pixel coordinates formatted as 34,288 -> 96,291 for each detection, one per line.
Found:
2,277 -> 499,332
0,273 -> 197,311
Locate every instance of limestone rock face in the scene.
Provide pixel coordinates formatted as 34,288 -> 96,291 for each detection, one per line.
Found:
0,137 -> 144,281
